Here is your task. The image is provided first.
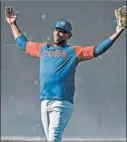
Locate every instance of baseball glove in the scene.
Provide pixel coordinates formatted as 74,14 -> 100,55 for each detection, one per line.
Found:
115,5 -> 127,28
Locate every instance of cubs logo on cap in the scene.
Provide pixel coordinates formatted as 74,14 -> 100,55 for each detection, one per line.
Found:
55,19 -> 72,33
60,21 -> 66,27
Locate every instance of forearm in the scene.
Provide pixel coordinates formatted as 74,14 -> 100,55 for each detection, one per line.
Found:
10,23 -> 22,39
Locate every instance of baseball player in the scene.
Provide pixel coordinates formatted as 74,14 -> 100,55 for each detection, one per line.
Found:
5,6 -> 126,141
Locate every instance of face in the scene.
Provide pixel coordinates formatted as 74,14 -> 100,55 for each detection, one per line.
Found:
53,28 -> 70,45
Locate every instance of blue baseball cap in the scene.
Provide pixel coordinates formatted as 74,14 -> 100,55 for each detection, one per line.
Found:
55,19 -> 72,33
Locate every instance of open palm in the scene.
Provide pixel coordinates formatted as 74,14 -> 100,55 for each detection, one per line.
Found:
5,6 -> 18,25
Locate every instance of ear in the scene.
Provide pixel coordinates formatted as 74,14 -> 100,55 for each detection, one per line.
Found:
67,33 -> 72,39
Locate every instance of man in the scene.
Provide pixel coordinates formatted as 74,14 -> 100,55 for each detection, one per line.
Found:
5,6 -> 126,141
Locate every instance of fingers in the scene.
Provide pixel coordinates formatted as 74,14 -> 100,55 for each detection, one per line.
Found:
5,6 -> 12,17
5,6 -> 18,18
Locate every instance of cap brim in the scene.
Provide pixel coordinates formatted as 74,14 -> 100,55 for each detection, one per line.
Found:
55,27 -> 69,33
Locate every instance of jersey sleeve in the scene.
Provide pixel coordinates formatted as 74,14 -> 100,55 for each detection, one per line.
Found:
73,45 -> 95,61
25,41 -> 46,57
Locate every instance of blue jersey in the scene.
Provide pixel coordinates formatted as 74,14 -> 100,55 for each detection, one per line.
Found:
16,34 -> 113,104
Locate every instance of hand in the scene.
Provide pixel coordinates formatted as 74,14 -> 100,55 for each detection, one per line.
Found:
5,6 -> 19,25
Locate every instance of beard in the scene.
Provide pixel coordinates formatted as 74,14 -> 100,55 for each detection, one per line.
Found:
54,39 -> 66,46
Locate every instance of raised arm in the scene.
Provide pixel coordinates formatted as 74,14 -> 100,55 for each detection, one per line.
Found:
73,26 -> 125,61
5,6 -> 46,57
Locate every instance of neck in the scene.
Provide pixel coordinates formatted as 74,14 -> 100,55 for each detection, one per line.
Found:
53,41 -> 67,47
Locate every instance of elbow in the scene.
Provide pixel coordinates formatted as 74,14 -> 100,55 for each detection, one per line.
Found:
93,48 -> 99,57
94,38 -> 114,57
18,42 -> 27,51
16,34 -> 28,51
93,46 -> 105,57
